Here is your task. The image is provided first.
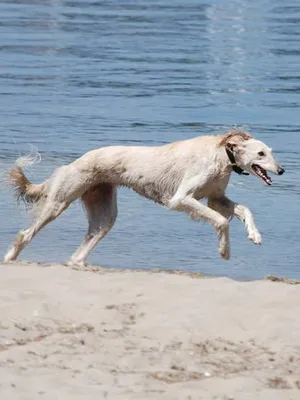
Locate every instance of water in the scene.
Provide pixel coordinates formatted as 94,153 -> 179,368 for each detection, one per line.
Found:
0,0 -> 299,280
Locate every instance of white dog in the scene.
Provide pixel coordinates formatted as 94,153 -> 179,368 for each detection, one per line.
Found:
4,129 -> 284,266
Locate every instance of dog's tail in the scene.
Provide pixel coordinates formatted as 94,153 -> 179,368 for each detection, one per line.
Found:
8,149 -> 46,208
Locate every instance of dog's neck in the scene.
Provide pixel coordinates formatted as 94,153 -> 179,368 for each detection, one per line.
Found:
225,147 -> 249,176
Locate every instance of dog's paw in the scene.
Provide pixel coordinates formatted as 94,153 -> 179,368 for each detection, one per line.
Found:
3,248 -> 17,263
219,245 -> 230,260
248,231 -> 262,245
67,259 -> 88,269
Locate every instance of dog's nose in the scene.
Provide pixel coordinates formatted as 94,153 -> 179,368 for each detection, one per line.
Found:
278,167 -> 285,175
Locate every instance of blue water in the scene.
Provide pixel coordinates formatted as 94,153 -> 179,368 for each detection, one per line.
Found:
0,0 -> 299,280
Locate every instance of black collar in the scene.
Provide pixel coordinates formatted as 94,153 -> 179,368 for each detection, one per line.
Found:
225,148 -> 249,175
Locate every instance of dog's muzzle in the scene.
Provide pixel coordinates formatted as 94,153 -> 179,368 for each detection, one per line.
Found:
277,167 -> 285,175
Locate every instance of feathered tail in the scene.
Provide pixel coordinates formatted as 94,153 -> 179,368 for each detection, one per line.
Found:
8,149 -> 46,208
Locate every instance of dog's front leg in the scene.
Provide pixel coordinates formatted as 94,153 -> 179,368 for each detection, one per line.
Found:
234,203 -> 262,245
208,196 -> 261,245
168,191 -> 230,260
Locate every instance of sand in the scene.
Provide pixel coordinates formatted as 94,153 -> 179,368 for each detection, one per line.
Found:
0,262 -> 300,400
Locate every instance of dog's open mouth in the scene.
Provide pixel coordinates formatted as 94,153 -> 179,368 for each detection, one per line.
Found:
252,164 -> 272,185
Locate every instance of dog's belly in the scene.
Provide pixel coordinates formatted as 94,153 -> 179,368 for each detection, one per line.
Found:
130,183 -> 166,205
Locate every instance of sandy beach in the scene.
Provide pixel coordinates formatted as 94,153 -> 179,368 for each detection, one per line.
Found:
0,262 -> 300,400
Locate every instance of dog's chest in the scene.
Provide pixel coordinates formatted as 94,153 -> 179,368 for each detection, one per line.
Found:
194,173 -> 230,199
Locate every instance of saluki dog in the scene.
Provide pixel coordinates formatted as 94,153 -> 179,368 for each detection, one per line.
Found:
4,130 -> 284,266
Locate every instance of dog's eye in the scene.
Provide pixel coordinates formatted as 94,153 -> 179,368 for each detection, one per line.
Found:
258,151 -> 265,157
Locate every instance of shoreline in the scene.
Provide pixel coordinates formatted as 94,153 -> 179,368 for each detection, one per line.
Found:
1,262 -> 300,399
10,259 -> 300,284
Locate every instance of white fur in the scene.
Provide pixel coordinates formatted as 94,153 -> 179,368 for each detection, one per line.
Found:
15,146 -> 41,169
4,130 -> 284,266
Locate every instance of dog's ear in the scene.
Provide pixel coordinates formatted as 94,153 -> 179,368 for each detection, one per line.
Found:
220,130 -> 252,149
226,141 -> 237,151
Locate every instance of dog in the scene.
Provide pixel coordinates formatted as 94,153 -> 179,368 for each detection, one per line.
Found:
4,129 -> 284,266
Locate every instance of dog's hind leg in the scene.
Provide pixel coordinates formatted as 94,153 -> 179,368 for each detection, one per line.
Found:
4,200 -> 69,262
69,183 -> 117,267
208,196 -> 262,245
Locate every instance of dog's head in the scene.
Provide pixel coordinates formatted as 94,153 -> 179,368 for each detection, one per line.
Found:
221,131 -> 285,185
